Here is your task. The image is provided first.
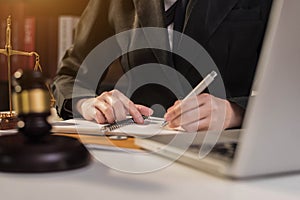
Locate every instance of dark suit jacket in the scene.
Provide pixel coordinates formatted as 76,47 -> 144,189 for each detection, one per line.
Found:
52,0 -> 273,119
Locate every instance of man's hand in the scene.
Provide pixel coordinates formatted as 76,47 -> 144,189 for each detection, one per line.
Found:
164,93 -> 244,132
76,90 -> 153,124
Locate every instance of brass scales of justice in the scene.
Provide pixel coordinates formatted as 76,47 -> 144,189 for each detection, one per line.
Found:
0,16 -> 55,130
0,16 -> 91,173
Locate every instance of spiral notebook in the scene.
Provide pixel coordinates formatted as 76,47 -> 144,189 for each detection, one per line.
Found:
51,117 -> 183,137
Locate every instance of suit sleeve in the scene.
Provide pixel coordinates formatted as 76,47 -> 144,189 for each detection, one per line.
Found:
52,0 -> 114,119
227,0 -> 273,111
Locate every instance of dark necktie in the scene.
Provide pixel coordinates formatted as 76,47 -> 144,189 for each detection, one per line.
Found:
165,0 -> 189,32
165,0 -> 189,51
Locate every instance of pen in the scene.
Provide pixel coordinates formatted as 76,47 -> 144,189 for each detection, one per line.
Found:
161,70 -> 217,127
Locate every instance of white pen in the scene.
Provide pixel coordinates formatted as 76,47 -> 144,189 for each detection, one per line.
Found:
161,70 -> 218,127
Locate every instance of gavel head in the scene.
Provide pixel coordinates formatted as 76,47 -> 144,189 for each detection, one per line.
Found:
12,69 -> 52,138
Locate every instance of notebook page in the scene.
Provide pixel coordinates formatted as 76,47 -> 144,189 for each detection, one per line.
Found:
51,117 -> 184,137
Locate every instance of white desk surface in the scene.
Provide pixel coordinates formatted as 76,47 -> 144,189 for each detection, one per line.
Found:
1,149 -> 300,200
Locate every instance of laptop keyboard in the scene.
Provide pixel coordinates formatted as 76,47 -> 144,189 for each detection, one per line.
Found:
189,142 -> 237,162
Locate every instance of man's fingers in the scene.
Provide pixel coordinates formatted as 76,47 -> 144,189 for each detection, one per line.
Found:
182,118 -> 210,132
97,90 -> 129,122
99,89 -> 145,124
136,105 -> 154,116
79,98 -> 97,121
94,100 -> 115,124
165,93 -> 210,122
113,91 -> 145,124
81,90 -> 152,125
128,103 -> 144,124
168,105 -> 210,128
95,109 -> 107,124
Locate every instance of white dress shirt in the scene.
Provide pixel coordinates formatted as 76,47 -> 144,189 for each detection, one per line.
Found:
164,0 -> 177,49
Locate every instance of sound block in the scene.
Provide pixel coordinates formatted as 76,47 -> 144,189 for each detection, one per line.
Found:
0,134 -> 91,173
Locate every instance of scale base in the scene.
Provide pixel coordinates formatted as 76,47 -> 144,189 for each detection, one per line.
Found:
0,134 -> 91,173
0,112 -> 18,130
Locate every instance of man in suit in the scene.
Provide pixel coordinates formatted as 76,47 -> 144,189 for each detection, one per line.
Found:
52,0 -> 273,131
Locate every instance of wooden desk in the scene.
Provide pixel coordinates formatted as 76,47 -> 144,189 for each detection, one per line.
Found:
1,146 -> 300,200
1,130 -> 300,199
54,132 -> 141,150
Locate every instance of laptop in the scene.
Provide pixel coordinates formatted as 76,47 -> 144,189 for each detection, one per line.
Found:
135,0 -> 300,179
